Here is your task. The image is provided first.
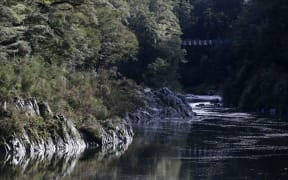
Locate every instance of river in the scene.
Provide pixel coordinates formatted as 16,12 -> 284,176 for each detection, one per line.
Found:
1,100 -> 288,179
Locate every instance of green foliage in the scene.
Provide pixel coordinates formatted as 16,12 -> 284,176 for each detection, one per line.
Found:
0,0 -> 204,134
118,0 -> 185,90
146,58 -> 171,87
0,0 -> 187,93
175,0 -> 243,92
0,56 -> 143,129
0,0 -> 145,125
96,6 -> 138,68
221,0 -> 288,116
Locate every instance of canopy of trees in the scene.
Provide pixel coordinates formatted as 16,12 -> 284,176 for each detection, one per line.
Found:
0,0 -> 287,117
177,0 -> 288,116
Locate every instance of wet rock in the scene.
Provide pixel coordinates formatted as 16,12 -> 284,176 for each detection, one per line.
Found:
0,97 -> 133,158
14,97 -> 40,116
2,111 -> 86,160
80,118 -> 133,154
156,88 -> 193,117
127,87 -> 193,124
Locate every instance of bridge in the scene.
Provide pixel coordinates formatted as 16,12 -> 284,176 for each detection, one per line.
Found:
181,39 -> 232,47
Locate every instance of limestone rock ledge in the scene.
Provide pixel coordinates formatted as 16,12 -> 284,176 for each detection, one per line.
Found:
0,97 -> 133,160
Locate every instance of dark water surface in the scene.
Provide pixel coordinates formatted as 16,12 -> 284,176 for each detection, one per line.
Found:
1,103 -> 288,180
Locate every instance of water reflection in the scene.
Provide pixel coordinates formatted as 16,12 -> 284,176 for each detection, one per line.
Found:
110,104 -> 288,180
0,151 -> 82,179
1,104 -> 288,179
0,140 -> 130,180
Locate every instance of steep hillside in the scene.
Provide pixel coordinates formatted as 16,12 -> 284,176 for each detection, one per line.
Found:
0,0 -> 190,154
120,0 -> 186,89
223,0 -> 288,116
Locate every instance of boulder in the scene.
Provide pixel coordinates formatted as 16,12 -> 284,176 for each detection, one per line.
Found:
126,87 -> 194,124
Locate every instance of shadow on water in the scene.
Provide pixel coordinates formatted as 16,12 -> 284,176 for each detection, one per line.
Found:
1,103 -> 288,179
0,144 -> 129,180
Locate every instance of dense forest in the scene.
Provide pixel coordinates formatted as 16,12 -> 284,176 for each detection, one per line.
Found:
178,0 -> 288,116
177,0 -> 288,116
0,0 -> 287,132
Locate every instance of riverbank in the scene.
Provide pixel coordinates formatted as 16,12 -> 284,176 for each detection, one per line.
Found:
1,94 -> 288,179
0,87 -> 193,160
0,97 -> 133,160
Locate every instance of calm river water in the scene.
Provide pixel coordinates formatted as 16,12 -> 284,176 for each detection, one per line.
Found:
1,102 -> 288,180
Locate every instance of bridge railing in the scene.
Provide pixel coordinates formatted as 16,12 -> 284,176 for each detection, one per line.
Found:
182,39 -> 232,47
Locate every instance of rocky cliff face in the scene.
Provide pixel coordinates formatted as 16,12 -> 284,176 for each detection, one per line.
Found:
0,88 -> 192,157
2,115 -> 86,166
0,97 -> 133,159
126,88 -> 194,124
